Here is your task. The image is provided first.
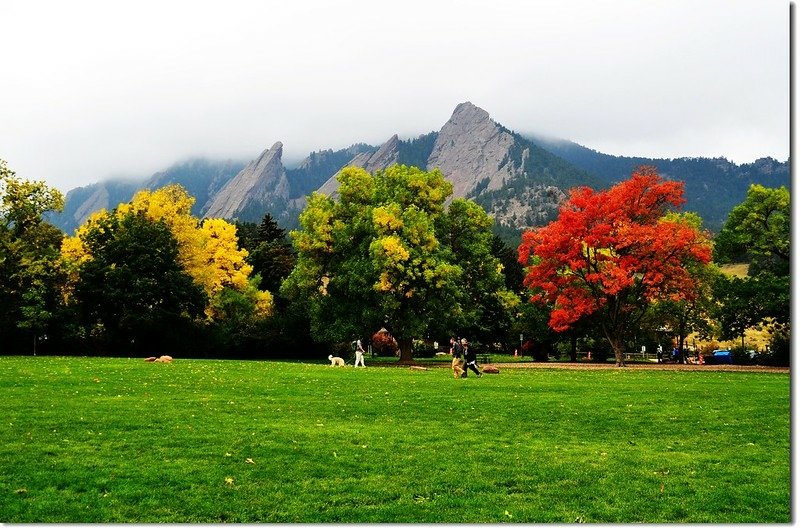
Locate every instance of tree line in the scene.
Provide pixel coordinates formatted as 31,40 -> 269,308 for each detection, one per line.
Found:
0,160 -> 789,365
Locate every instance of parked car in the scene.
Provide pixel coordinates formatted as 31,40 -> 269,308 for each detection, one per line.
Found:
707,349 -> 733,365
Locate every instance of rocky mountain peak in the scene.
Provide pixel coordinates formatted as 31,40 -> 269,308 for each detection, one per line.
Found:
450,101 -> 491,124
427,102 -> 516,198
203,141 -> 288,220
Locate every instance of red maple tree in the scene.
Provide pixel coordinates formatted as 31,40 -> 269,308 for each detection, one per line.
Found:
518,167 -> 712,366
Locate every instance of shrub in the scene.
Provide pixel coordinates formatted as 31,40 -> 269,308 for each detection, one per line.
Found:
411,339 -> 437,358
764,332 -> 790,367
372,331 -> 398,356
731,346 -> 757,365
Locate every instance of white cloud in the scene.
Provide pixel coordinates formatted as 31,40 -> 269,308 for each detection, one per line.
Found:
0,0 -> 789,191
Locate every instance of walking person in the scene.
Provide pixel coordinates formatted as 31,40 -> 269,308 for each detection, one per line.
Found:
450,337 -> 464,379
354,338 -> 366,368
462,338 -> 482,378
657,344 -> 663,363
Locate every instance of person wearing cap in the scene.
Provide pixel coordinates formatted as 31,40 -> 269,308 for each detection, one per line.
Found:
461,338 -> 482,377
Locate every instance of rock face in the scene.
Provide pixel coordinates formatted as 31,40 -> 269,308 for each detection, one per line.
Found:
204,142 -> 289,219
312,103 -> 590,231
426,102 -> 517,198
73,186 -> 111,224
51,101 -> 790,236
317,135 -> 400,197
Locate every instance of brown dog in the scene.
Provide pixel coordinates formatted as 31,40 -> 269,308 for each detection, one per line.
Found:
452,357 -> 465,378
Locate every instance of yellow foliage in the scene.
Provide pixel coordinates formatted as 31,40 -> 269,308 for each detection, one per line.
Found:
373,206 -> 404,233
293,193 -> 335,255
198,218 -> 252,295
60,184 -> 272,322
376,271 -> 392,292
59,210 -> 111,299
319,275 -> 330,296
379,236 -> 410,263
121,186 -> 208,281
719,263 -> 749,278
254,289 -> 274,317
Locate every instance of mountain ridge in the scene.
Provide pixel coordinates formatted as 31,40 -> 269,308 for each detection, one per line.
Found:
48,102 -> 789,236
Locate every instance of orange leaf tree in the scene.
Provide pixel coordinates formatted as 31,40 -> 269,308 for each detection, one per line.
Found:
518,167 -> 712,366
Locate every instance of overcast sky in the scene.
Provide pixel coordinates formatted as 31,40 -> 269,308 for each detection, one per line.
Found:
1,0 -> 790,192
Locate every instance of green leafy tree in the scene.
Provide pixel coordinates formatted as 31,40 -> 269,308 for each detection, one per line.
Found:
437,200 -> 520,345
714,184 -> 789,274
712,185 -> 789,353
73,212 -> 206,353
237,214 -> 296,294
0,160 -> 64,236
283,164 -> 514,361
0,160 -> 66,352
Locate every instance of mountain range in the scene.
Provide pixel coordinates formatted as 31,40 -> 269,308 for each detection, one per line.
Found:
49,102 -> 789,238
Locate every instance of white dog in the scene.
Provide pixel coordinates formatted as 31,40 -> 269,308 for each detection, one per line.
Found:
328,354 -> 346,367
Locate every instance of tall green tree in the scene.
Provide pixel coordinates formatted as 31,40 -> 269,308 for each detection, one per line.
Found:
437,200 -> 520,345
236,214 -> 296,294
283,164 -> 514,361
712,185 -> 789,352
714,184 -> 789,275
0,160 -> 66,352
73,212 -> 206,353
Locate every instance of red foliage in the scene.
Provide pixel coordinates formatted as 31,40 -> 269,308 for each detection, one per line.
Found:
371,330 -> 399,356
518,167 -> 712,333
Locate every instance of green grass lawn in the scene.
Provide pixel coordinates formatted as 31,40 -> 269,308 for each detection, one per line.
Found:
0,356 -> 789,523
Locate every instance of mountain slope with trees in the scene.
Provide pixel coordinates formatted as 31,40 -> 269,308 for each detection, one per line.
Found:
526,134 -> 790,231
48,103 -> 789,240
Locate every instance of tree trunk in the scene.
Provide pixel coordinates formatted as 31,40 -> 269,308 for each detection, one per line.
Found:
602,297 -> 626,367
569,333 -> 577,362
604,333 -> 626,367
602,319 -> 626,367
678,322 -> 686,364
611,341 -> 626,367
398,337 -> 414,364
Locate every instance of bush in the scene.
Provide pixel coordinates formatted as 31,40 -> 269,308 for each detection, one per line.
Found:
372,331 -> 398,356
411,340 -> 437,358
731,346 -> 758,365
520,340 -> 550,362
763,332 -> 790,367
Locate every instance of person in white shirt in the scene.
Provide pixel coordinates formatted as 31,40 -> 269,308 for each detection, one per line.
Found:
355,338 -> 366,368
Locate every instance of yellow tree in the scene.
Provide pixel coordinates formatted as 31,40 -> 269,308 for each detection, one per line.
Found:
61,185 -> 272,321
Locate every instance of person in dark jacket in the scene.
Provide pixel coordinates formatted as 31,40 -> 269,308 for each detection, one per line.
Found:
450,336 -> 464,379
461,338 -> 482,377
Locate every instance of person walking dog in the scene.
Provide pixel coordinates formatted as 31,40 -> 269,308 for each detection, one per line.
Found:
354,338 -> 366,368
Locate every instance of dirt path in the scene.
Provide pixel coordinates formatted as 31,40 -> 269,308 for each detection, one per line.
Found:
488,362 -> 789,374
379,361 -> 789,374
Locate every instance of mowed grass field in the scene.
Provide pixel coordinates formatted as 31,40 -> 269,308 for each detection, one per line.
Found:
0,357 -> 789,523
